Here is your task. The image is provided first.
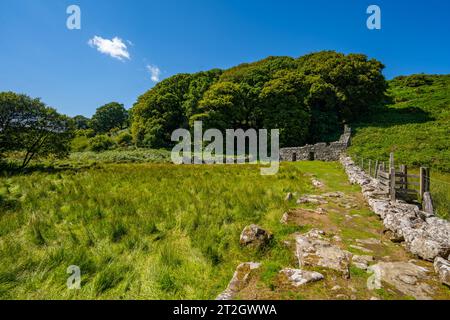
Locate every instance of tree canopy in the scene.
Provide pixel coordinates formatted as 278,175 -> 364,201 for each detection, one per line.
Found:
91,102 -> 128,134
131,51 -> 387,148
0,92 -> 73,168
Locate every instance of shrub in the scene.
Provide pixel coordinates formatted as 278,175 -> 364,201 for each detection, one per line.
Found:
116,132 -> 133,146
89,135 -> 115,152
71,135 -> 90,152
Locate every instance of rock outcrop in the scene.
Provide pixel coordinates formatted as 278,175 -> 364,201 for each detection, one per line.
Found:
434,257 -> 450,287
367,262 -> 434,300
216,262 -> 261,300
295,229 -> 352,278
279,268 -> 324,287
340,156 -> 450,264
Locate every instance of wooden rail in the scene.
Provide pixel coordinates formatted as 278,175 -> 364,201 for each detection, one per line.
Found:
357,152 -> 434,214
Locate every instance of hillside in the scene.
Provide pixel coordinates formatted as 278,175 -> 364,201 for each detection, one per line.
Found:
349,74 -> 450,172
348,74 -> 450,219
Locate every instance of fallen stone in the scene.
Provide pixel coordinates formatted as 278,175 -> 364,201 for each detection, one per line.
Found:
279,268 -> 324,287
216,262 -> 261,300
296,230 -> 352,278
280,212 -> 289,224
311,178 -> 324,188
239,225 -> 272,248
285,192 -> 293,201
367,262 -> 433,300
434,257 -> 450,287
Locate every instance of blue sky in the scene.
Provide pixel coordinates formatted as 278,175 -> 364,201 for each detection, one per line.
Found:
1,0 -> 449,117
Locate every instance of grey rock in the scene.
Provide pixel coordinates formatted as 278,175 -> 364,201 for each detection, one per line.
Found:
216,262 -> 261,300
285,192 -> 294,201
239,225 -> 272,247
279,268 -> 324,287
434,257 -> 450,287
296,230 -> 352,278
367,262 -> 433,300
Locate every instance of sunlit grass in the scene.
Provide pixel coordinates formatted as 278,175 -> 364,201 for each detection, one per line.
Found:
0,161 -> 339,299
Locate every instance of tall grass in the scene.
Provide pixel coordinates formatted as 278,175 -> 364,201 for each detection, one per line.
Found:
0,161 -> 353,299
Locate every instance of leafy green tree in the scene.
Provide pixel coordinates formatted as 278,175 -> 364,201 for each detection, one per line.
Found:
132,71 -> 221,148
91,102 -> 128,133
260,72 -> 311,146
297,51 -> 387,122
0,92 -> 73,168
72,115 -> 90,130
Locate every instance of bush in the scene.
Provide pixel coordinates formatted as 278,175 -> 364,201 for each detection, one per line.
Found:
116,132 -> 133,146
71,135 -> 90,152
89,135 -> 115,152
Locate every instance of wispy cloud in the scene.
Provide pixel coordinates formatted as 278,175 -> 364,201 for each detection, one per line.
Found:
88,36 -> 130,61
147,65 -> 161,82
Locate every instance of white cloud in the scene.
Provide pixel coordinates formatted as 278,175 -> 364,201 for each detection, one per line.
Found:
88,36 -> 130,61
147,65 -> 161,82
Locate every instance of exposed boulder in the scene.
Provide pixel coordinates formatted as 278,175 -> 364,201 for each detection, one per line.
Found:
434,257 -> 450,287
279,268 -> 324,287
239,224 -> 272,248
295,229 -> 352,278
367,262 -> 434,300
216,262 -> 261,300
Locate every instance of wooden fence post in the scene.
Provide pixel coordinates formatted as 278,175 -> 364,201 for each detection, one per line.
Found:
389,153 -> 396,201
375,160 -> 379,178
400,164 -> 407,189
368,160 -> 372,177
420,167 -> 428,198
390,166 -> 396,201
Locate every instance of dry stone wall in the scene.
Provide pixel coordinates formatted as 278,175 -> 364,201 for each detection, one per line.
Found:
340,155 -> 450,284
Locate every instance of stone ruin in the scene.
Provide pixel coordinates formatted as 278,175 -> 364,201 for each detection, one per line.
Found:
280,125 -> 352,162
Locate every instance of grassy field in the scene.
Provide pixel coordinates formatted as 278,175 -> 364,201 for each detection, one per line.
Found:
0,162 -> 317,299
2,161 -> 449,300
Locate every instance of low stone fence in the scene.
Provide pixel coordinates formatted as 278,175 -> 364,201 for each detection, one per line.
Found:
340,155 -> 450,263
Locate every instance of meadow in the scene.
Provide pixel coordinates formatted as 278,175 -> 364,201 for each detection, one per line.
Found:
0,161 -> 327,299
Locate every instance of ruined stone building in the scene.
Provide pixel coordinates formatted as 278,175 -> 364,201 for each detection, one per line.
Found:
279,126 -> 352,162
